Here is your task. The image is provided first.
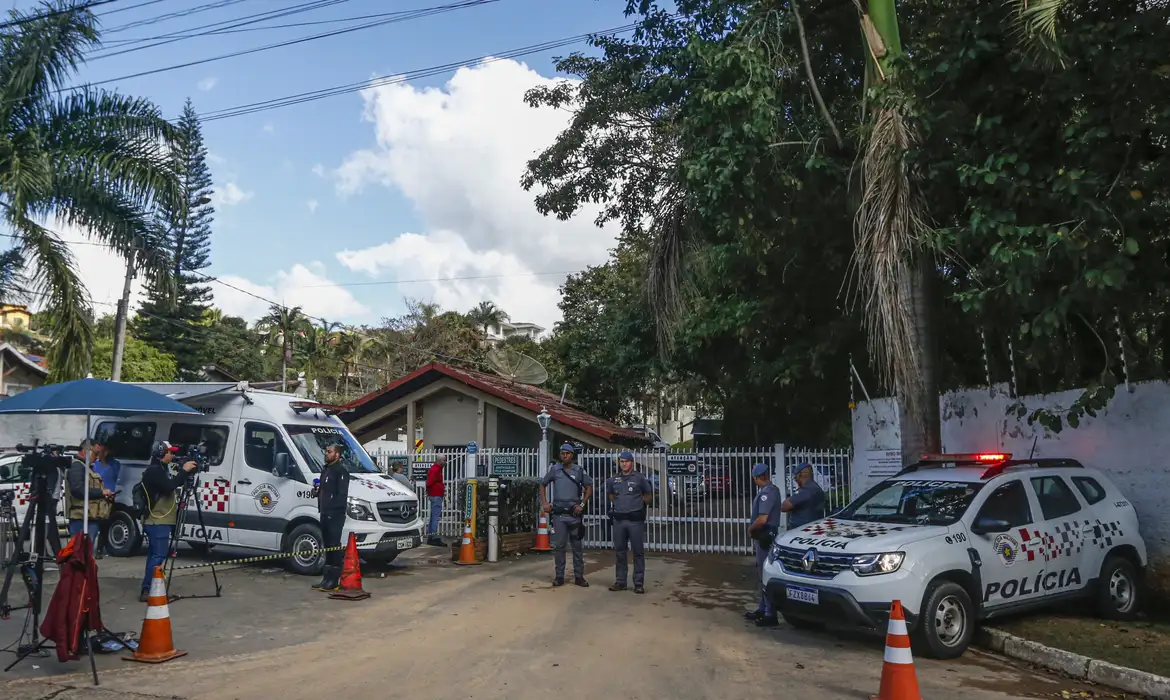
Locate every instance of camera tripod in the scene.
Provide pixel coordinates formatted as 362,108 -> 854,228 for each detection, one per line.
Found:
161,471 -> 222,602
0,468 -> 99,685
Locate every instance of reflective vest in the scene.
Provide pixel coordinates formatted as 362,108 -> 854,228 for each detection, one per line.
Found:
65,461 -> 112,522
143,474 -> 179,527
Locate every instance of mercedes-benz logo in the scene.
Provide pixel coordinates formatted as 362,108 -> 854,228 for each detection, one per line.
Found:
801,548 -> 817,572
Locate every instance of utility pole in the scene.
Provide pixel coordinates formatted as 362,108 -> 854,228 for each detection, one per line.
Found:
110,194 -> 211,382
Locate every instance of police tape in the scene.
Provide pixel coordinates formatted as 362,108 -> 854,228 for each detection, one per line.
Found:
166,538 -> 421,572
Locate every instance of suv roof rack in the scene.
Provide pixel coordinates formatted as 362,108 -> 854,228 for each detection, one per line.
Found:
896,453 -> 1086,479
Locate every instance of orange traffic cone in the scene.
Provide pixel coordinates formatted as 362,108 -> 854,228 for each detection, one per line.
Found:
329,533 -> 371,601
124,566 -> 187,664
533,511 -> 552,552
870,600 -> 923,700
455,519 -> 480,565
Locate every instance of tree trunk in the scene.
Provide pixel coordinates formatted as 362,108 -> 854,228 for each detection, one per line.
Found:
111,258 -> 136,382
899,258 -> 941,464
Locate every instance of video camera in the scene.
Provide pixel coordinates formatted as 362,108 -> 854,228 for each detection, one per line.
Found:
14,442 -> 72,493
173,441 -> 211,472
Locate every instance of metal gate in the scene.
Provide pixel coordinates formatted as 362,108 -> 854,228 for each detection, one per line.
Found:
370,444 -> 852,553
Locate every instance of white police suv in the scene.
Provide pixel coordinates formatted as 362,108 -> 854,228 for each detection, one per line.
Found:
762,453 -> 1147,659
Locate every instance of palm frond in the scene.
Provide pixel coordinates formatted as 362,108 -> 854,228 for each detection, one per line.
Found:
850,105 -> 932,430
646,183 -> 692,357
1005,0 -> 1068,66
0,2 -> 102,115
8,213 -> 92,380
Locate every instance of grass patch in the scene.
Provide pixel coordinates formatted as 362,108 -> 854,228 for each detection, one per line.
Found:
993,615 -> 1170,678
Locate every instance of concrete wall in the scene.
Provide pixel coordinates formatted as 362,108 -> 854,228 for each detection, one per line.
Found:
420,388 -> 480,448
853,381 -> 1170,592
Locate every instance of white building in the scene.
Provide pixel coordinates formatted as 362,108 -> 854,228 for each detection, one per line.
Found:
484,321 -> 545,344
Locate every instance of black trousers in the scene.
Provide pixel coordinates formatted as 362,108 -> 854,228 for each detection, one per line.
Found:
321,511 -> 345,568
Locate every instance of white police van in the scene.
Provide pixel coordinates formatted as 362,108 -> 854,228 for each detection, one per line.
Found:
88,382 -> 423,575
762,453 -> 1147,659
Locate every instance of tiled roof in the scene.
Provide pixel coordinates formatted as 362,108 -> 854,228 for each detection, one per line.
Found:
344,361 -> 649,445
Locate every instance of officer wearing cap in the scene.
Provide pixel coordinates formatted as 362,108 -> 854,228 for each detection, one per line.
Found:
745,462 -> 782,627
606,450 -> 652,593
539,443 -> 593,587
781,462 -> 826,529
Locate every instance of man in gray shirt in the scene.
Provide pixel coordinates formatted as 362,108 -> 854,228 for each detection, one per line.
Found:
745,463 -> 782,627
539,443 -> 593,587
782,463 -> 826,529
606,451 -> 653,594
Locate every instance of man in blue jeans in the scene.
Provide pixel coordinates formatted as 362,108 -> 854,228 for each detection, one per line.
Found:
425,456 -> 446,546
138,441 -> 198,602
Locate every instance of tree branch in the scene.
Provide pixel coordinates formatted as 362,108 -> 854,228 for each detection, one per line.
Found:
791,0 -> 845,150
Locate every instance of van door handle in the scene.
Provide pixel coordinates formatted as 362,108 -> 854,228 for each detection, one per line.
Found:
236,479 -> 252,486
213,477 -> 230,486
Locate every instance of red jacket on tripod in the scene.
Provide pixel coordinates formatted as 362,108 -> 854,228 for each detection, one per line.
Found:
41,532 -> 102,662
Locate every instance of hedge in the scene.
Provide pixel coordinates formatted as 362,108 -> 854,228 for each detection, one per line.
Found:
452,477 -> 542,540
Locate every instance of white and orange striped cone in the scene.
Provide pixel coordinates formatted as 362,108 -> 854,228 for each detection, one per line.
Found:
533,512 -> 552,552
870,600 -> 923,700
124,566 -> 188,664
455,520 -> 481,565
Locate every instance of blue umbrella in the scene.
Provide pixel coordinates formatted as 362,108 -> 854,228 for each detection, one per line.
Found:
0,377 -> 202,534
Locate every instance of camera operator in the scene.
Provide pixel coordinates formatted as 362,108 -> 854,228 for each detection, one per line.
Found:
138,441 -> 198,602
64,440 -> 112,552
310,443 -> 350,592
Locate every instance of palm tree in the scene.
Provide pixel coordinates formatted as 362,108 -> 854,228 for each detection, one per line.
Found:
467,300 -> 509,341
303,319 -> 340,397
256,304 -> 308,392
0,2 -> 180,380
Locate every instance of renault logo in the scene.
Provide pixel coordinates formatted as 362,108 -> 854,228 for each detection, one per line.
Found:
801,548 -> 817,572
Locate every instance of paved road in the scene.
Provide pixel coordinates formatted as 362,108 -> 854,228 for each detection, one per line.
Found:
1,545 -> 1137,700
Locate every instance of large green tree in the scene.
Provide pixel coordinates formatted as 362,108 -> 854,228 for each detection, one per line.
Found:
0,1 -> 180,380
133,98 -> 215,376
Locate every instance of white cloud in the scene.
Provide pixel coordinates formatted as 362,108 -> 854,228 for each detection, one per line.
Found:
14,223 -> 145,318
262,123 -> 275,134
197,76 -> 218,92
211,262 -> 369,323
307,199 -> 319,214
213,181 -> 253,207
311,163 -> 326,178
331,59 -> 616,328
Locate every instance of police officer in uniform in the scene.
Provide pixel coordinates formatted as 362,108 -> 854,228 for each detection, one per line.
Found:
312,443 -> 351,592
539,443 -> 593,587
781,462 -> 827,529
606,450 -> 652,593
744,462 -> 782,627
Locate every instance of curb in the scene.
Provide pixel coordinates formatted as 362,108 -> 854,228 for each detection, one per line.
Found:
977,627 -> 1170,699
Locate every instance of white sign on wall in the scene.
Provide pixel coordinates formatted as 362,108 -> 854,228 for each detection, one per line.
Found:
852,449 -> 903,496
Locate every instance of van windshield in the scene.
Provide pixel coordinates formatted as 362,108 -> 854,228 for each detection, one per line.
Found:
284,424 -> 379,474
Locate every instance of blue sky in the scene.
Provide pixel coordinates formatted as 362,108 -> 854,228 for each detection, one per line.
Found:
14,0 -> 637,330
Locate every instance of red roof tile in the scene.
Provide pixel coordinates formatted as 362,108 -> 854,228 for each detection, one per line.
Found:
344,361 -> 648,445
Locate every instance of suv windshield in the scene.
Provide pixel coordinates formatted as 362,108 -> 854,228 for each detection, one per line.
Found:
836,479 -> 984,526
284,424 -> 378,474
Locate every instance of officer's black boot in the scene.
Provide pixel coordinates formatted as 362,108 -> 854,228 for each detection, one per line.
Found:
609,582 -> 627,592
575,576 -> 589,588
744,609 -> 766,621
311,570 -> 331,592
324,565 -> 341,591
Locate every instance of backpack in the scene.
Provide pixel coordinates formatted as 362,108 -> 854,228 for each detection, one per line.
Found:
131,481 -> 148,518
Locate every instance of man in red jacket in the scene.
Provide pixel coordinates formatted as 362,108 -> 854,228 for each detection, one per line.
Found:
425,456 -> 446,546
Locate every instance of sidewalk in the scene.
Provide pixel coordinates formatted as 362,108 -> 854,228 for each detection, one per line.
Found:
5,680 -> 181,700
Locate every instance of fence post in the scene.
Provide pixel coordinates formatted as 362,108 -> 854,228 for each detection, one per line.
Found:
487,476 -> 500,563
773,443 -> 789,531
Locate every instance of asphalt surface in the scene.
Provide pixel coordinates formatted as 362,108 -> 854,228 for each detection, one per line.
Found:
0,543 -> 1141,700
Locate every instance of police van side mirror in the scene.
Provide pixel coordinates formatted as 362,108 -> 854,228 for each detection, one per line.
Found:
970,516 -> 1011,536
273,453 -> 293,479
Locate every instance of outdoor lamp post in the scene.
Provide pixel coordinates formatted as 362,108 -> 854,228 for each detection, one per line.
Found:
537,407 -> 551,466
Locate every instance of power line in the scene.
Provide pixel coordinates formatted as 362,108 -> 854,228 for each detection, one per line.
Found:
72,0 -> 500,83
199,21 -> 649,121
99,0 -> 176,17
96,0 -> 349,47
1,230 -> 580,289
101,0 -> 252,34
0,0 -> 122,31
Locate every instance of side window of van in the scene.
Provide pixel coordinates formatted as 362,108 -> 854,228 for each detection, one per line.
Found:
167,424 -> 230,467
94,421 -> 156,460
244,423 -> 291,473
0,457 -> 25,483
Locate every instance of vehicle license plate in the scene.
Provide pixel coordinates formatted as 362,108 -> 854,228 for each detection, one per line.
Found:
786,585 -> 819,605
396,538 -> 414,550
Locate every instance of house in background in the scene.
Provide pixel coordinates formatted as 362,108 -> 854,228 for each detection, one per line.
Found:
0,342 -> 48,397
0,304 -> 31,331
342,361 -> 651,453
483,321 -> 545,345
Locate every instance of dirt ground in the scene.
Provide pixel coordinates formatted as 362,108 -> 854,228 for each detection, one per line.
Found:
0,546 -> 1147,700
994,614 -> 1170,678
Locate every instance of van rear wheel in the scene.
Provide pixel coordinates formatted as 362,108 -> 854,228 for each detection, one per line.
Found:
105,510 -> 143,557
286,523 -> 325,576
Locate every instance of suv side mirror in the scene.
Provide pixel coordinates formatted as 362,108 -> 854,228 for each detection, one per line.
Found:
273,453 -> 293,479
970,516 -> 1011,535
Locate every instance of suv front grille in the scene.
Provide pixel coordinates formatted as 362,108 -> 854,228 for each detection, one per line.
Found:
377,500 -> 419,524
775,546 -> 854,579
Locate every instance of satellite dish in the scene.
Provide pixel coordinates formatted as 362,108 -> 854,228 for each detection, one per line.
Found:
486,347 -> 549,386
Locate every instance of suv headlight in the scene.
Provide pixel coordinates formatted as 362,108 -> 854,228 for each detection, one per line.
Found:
851,552 -> 905,576
346,498 -> 376,522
